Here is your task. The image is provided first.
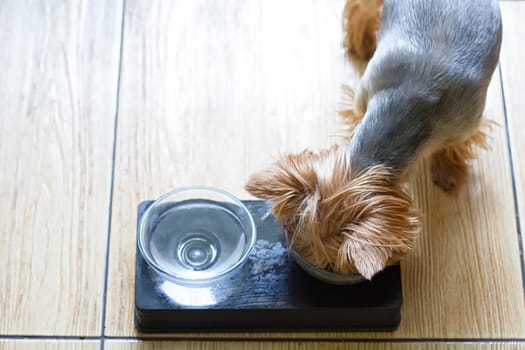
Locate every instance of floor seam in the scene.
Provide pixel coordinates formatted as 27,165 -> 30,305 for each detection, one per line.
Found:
1,336 -> 525,342
100,0 -> 127,349
498,63 -> 525,299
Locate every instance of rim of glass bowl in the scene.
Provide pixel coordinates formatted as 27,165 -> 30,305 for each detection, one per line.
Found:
138,186 -> 257,286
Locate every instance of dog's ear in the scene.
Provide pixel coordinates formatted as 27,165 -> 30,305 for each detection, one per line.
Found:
245,151 -> 318,218
338,238 -> 391,279
328,166 -> 421,279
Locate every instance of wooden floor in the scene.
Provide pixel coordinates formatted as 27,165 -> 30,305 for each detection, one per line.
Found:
1,0 -> 524,349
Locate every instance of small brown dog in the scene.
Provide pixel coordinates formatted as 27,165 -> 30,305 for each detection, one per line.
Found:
246,0 -> 502,279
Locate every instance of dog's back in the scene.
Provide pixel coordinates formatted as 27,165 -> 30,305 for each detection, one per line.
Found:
377,0 -> 501,84
349,0 -> 502,173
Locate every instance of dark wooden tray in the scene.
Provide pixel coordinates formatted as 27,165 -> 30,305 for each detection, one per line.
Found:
135,200 -> 403,332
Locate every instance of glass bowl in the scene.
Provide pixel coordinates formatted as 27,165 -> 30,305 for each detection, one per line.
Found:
138,186 -> 256,287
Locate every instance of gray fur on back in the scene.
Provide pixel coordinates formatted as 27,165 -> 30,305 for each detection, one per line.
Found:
348,0 -> 502,174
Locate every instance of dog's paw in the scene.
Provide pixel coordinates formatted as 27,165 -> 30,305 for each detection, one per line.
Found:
432,165 -> 464,192
430,128 -> 490,192
430,149 -> 468,192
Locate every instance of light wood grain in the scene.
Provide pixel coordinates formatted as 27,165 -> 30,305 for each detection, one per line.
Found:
106,0 -> 348,335
500,2 -> 525,273
0,0 -> 122,336
0,341 -> 99,350
398,71 -> 525,338
105,341 -> 525,350
106,0 -> 525,339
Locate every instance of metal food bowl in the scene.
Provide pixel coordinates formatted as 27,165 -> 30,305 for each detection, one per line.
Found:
288,248 -> 366,285
284,228 -> 366,285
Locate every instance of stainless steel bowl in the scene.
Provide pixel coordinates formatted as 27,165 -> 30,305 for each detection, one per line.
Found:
284,228 -> 366,285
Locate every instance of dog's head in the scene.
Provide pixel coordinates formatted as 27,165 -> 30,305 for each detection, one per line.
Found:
246,145 -> 421,279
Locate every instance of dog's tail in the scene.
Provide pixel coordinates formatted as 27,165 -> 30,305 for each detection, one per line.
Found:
343,0 -> 383,61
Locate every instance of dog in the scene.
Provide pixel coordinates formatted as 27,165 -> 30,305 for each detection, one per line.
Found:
246,0 -> 502,279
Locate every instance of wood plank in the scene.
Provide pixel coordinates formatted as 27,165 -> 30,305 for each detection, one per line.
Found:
0,0 -> 122,336
105,341 -> 525,350
106,0 -> 525,338
397,71 -> 525,338
500,2 -> 525,279
0,341 -> 99,350
106,0 -> 348,335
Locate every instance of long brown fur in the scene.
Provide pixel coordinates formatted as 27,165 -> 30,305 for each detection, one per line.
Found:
245,146 -> 421,279
339,84 -> 366,139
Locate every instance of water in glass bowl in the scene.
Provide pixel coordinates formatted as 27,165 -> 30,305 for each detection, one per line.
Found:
148,199 -> 246,281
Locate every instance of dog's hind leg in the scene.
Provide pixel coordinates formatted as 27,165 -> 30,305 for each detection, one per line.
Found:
340,0 -> 382,135
343,0 -> 383,64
